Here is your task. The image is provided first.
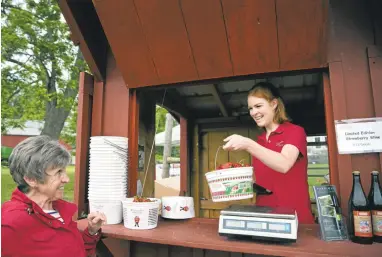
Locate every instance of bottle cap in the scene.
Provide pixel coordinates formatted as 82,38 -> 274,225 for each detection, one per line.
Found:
352,170 -> 361,175
371,170 -> 379,175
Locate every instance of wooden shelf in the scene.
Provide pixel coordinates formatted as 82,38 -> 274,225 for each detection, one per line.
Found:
77,218 -> 381,257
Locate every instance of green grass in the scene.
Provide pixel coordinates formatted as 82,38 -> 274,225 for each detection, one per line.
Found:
308,163 -> 329,169
307,164 -> 329,200
1,165 -> 75,204
1,163 -> 328,204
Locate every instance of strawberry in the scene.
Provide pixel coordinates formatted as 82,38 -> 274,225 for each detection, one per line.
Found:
232,163 -> 242,168
219,162 -> 234,169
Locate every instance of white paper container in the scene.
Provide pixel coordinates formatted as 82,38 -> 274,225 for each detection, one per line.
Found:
88,192 -> 126,198
161,196 -> 195,219
205,167 -> 254,202
89,170 -> 127,175
89,200 -> 122,224
88,195 -> 126,201
122,198 -> 161,230
90,136 -> 128,140
88,182 -> 127,186
89,153 -> 127,157
88,187 -> 127,191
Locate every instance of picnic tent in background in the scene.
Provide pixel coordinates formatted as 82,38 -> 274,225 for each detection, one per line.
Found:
154,125 -> 180,147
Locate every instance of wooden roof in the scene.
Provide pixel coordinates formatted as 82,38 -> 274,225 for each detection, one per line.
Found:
60,0 -> 328,88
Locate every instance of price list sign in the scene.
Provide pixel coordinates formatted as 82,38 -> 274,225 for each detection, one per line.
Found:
335,118 -> 382,154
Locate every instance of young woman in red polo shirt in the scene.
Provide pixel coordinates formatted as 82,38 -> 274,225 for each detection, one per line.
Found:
223,82 -> 315,224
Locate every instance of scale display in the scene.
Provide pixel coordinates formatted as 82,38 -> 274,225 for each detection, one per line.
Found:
223,219 -> 292,234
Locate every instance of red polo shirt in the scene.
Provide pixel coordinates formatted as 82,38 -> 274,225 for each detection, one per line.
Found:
252,122 -> 314,224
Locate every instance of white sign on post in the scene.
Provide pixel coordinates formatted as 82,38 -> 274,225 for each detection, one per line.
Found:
335,117 -> 382,154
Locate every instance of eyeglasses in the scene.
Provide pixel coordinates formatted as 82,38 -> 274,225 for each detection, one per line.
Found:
45,169 -> 68,179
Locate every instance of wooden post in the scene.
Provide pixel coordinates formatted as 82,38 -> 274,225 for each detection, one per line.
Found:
180,117 -> 188,195
128,90 -> 139,197
91,81 -> 104,136
162,113 -> 173,178
323,72 -> 341,200
367,46 -> 382,175
74,72 -> 94,218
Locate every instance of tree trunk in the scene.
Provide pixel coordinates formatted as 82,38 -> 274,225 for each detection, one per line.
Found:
41,103 -> 73,139
41,49 -> 84,139
162,113 -> 173,178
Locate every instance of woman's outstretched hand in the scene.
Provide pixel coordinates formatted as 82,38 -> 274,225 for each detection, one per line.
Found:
223,134 -> 250,151
87,211 -> 107,235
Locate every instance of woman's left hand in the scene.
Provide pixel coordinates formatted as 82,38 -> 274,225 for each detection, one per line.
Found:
223,134 -> 250,151
87,211 -> 107,235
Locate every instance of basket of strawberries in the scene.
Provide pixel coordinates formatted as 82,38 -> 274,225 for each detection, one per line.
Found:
205,148 -> 254,202
121,196 -> 161,230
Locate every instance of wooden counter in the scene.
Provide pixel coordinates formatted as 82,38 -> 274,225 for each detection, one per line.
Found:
77,218 -> 381,257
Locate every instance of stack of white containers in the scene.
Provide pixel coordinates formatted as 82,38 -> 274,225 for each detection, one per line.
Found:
88,136 -> 128,224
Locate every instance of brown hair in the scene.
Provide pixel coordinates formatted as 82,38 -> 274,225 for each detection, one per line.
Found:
248,82 -> 290,124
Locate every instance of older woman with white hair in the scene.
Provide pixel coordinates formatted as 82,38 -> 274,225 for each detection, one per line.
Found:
2,135 -> 106,257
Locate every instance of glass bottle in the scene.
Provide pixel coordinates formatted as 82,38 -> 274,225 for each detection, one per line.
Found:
348,171 -> 373,244
368,171 -> 382,243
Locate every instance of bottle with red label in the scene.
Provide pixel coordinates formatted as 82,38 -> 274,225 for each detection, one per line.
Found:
368,170 -> 382,243
348,171 -> 373,244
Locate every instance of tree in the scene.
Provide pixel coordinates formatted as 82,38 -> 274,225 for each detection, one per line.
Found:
155,105 -> 167,134
60,99 -> 78,148
1,0 -> 86,139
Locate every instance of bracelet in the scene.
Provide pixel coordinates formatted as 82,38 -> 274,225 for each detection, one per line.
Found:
88,228 -> 99,236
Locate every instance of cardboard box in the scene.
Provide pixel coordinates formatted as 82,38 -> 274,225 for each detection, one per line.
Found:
154,176 -> 180,199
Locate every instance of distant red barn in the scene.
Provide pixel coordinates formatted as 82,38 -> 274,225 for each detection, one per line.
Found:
1,135 -> 72,151
1,121 -> 73,151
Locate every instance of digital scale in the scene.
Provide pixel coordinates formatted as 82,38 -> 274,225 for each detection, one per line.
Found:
219,205 -> 298,243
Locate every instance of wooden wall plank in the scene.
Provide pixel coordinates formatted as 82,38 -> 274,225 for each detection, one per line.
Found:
192,125 -> 200,217
328,62 -> 353,214
371,0 -> 382,45
93,0 -> 159,88
156,244 -> 169,257
131,242 -> 157,257
368,48 -> 382,177
205,250 -> 230,257
201,133 -> 210,218
58,0 -> 106,81
331,0 -> 378,196
91,80 -> 104,136
180,0 -> 233,79
221,0 -> 279,76
193,248 -> 204,257
327,0 -> 380,212
67,2 -> 108,81
128,89 -> 139,197
208,131 -> 228,218
322,72 -> 341,200
102,53 -> 129,137
134,0 -> 198,84
74,72 -> 94,218
102,237 -> 130,257
180,117 -> 189,195
170,246 -> 193,257
277,0 -> 328,70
